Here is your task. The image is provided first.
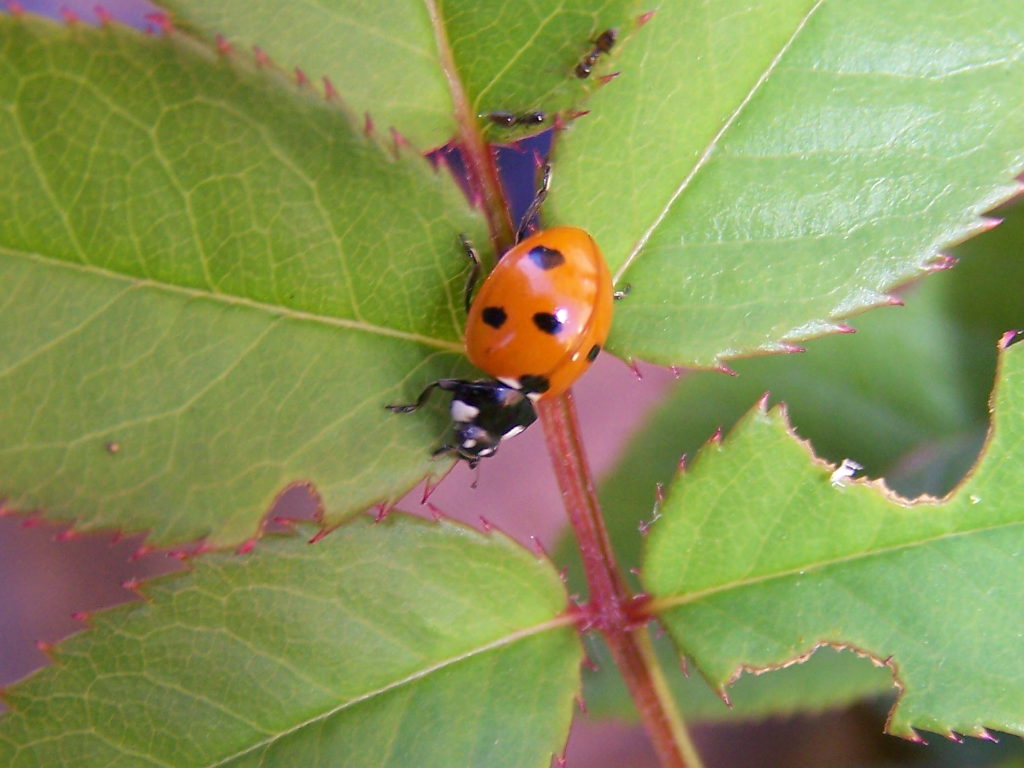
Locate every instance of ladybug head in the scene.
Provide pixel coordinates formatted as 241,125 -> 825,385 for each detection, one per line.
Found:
452,422 -> 501,464
443,380 -> 538,467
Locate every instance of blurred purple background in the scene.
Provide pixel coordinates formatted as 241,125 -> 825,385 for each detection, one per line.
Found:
2,3 -> 1019,766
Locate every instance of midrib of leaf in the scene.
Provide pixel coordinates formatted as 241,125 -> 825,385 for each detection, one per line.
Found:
649,515 -> 1023,613
2,247 -> 464,353
613,0 -> 828,285
205,614 -> 575,768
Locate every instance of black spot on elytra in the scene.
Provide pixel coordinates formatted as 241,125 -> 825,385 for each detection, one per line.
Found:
519,375 -> 550,394
482,306 -> 507,328
528,245 -> 565,270
586,344 -> 601,363
532,311 -> 563,335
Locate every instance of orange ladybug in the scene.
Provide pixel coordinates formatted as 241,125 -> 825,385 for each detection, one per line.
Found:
465,226 -> 613,399
386,168 -> 617,467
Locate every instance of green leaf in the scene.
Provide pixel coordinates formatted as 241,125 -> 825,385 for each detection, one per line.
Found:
580,632 -> 892,723
0,514 -> 581,767
643,338 -> 1024,739
0,16 -> 487,545
549,0 -> 1024,366
559,199 -> 1024,722
158,0 -> 644,149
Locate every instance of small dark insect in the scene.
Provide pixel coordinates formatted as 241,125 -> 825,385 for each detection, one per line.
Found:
486,110 -> 546,127
575,27 -> 617,79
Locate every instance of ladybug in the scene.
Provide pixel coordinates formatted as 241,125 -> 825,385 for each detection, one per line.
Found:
387,170 -> 616,467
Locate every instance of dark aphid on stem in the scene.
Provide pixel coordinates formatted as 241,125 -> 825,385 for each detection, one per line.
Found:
575,28 -> 617,78
486,110 -> 547,127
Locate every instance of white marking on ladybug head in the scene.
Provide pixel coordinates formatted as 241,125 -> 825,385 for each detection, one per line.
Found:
477,447 -> 496,457
526,391 -> 543,402
502,425 -> 526,440
450,399 -> 480,423
462,438 -> 477,449
498,376 -> 522,390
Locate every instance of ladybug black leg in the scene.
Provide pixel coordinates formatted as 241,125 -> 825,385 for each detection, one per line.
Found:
515,163 -> 552,244
459,234 -> 481,314
385,378 -> 464,413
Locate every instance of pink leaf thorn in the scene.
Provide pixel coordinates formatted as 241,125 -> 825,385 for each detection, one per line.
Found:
121,577 -> 141,592
717,686 -> 733,708
390,127 -> 409,158
628,359 -> 644,381
253,46 -> 271,68
637,9 -> 657,26
567,109 -> 591,121
530,535 -> 550,559
94,6 -> 112,24
373,503 -> 392,523
598,71 -> 621,85
575,693 -> 588,713
35,639 -> 54,656
308,528 -> 330,545
7,2 -> 25,15
143,12 -> 172,34
236,538 -> 257,555
20,516 -> 43,529
423,501 -> 445,522
130,544 -> 153,561
927,254 -> 958,272
713,361 -> 737,376
478,515 -> 493,532
216,35 -> 232,55
1000,329 -> 1023,349
555,755 -> 567,768
295,67 -> 309,87
710,425 -> 724,444
54,528 -> 78,542
70,611 -> 91,623
167,549 -> 191,561
60,7 -> 80,24
321,76 -> 339,102
677,453 -> 688,471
